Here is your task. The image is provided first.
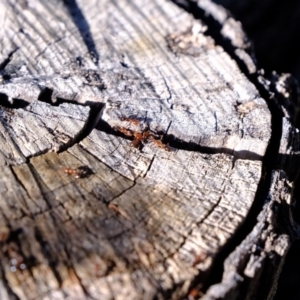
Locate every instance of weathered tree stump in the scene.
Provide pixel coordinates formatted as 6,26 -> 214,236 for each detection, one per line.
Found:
0,0 -> 299,299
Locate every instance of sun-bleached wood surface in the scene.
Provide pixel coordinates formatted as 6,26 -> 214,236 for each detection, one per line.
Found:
0,0 -> 299,299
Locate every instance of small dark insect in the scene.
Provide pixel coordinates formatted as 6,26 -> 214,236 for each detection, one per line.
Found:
116,120 -> 173,152
64,166 -> 92,179
120,116 -> 140,126
64,168 -> 83,179
114,126 -> 133,137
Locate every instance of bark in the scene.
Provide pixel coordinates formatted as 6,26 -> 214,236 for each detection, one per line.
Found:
0,0 -> 299,299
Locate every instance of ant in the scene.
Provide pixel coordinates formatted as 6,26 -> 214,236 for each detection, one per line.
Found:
150,136 -> 172,152
114,126 -> 144,148
64,166 -> 92,179
115,122 -> 173,151
131,131 -> 151,149
148,133 -> 172,151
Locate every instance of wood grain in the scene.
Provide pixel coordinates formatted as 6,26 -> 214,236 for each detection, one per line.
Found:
0,0 -> 297,299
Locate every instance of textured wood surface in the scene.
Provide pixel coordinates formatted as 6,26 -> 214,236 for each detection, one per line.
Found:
0,0 -> 298,299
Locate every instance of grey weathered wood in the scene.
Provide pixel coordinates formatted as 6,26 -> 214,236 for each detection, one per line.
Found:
0,101 -> 90,160
0,0 -> 298,299
204,116 -> 300,300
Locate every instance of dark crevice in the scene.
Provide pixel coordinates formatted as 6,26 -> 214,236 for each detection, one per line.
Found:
108,181 -> 137,204
37,87 -> 99,107
181,85 -> 282,297
0,87 -> 105,156
169,0 -> 283,297
62,0 -> 99,64
293,171 -> 300,224
37,87 -> 53,104
166,134 -> 263,161
275,239 -> 300,300
57,102 -> 105,152
36,85 -> 106,152
95,118 -> 263,161
9,166 -> 33,215
0,93 -> 30,108
0,48 -> 19,71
